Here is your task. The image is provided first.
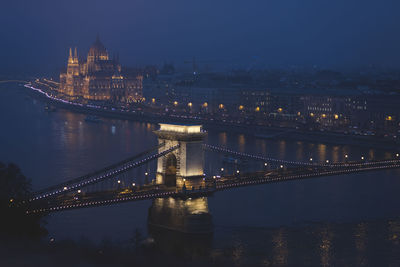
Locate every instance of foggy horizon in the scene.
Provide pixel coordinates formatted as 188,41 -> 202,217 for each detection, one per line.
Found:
2,0 -> 400,75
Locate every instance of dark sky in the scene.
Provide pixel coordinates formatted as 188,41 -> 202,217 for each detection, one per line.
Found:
1,0 -> 400,75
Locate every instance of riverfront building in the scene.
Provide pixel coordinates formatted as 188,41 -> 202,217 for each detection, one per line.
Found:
59,36 -> 143,103
143,72 -> 400,135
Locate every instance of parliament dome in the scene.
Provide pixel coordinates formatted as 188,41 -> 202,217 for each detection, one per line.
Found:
87,35 -> 109,61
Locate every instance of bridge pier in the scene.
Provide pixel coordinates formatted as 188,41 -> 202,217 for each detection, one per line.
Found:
154,124 -> 206,190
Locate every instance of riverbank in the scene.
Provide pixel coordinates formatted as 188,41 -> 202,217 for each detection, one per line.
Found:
24,83 -> 400,151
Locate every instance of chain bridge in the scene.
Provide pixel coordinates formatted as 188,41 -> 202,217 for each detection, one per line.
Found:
26,123 -> 400,214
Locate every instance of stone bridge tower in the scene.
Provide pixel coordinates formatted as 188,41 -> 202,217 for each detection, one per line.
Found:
154,124 -> 206,189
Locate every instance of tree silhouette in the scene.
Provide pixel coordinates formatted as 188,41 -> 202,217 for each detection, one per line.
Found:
0,162 -> 47,239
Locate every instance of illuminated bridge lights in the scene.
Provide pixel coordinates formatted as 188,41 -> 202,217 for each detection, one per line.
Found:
31,144 -> 180,201
27,160 -> 400,214
26,126 -> 400,210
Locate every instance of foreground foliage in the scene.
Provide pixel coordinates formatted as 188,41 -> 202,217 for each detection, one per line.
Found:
0,162 -> 46,238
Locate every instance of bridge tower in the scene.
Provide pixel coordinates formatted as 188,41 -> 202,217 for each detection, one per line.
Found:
154,124 -> 206,189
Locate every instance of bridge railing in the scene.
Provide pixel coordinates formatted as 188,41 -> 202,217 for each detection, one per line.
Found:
31,143 -> 179,201
33,142 -> 165,195
28,155 -> 400,214
204,144 -> 316,167
204,144 -> 400,168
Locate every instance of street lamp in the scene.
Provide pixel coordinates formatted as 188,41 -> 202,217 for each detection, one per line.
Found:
326,160 -> 330,164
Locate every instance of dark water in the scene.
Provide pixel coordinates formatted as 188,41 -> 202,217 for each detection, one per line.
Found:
1,84 -> 400,265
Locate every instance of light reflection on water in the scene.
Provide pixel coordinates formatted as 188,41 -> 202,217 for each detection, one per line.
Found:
1,85 -> 400,264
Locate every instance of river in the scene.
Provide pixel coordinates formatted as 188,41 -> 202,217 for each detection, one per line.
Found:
1,84 -> 400,265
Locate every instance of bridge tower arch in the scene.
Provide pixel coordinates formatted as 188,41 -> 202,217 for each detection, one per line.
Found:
155,124 -> 206,189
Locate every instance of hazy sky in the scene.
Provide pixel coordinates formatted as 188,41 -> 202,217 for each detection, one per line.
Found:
1,0 -> 400,75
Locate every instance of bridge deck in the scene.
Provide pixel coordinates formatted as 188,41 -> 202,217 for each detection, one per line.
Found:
27,158 -> 400,214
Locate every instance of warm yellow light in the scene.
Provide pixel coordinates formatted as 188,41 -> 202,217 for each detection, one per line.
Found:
386,115 -> 393,121
297,111 -> 301,116
278,107 -> 283,112
152,98 -> 155,103
173,101 -> 178,106
255,106 -> 260,112
310,113 -> 314,117
219,104 -> 224,109
239,105 -> 244,110
322,114 -> 326,118
334,114 -> 339,119
188,102 -> 192,107
159,124 -> 202,133
203,102 -> 208,108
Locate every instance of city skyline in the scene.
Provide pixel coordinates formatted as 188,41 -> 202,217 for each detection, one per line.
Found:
1,1 -> 400,266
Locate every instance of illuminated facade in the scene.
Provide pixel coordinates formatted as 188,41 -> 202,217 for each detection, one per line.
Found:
155,123 -> 206,189
59,36 -> 143,102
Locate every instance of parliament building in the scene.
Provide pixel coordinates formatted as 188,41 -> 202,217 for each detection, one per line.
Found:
59,36 -> 143,103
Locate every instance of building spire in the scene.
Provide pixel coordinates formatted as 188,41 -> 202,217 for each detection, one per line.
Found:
74,47 -> 78,62
68,47 -> 73,64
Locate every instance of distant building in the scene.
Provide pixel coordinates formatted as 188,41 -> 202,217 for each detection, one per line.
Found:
59,36 -> 143,103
